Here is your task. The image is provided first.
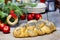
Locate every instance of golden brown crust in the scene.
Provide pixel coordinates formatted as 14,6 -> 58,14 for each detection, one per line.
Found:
13,19 -> 56,38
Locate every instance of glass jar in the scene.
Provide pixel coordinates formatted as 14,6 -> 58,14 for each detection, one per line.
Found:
45,0 -> 56,12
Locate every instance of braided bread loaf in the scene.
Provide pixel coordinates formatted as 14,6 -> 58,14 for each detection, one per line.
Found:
13,19 -> 56,38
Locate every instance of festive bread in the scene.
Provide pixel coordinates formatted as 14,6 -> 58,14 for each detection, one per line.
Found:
34,28 -> 43,35
13,23 -> 27,38
41,25 -> 51,34
26,20 -> 37,30
13,19 -> 56,38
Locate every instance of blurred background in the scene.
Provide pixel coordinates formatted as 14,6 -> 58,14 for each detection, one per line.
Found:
0,0 -> 60,27
4,0 -> 60,9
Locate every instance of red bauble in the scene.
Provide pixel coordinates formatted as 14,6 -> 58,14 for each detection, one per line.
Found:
40,0 -> 45,3
10,10 -> 17,19
31,13 -> 35,19
0,23 -> 5,31
3,25 -> 10,33
20,14 -> 26,20
10,10 -> 14,14
35,14 -> 42,20
27,14 -> 33,21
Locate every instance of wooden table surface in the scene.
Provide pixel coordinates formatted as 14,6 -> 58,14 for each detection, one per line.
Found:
0,9 -> 60,40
